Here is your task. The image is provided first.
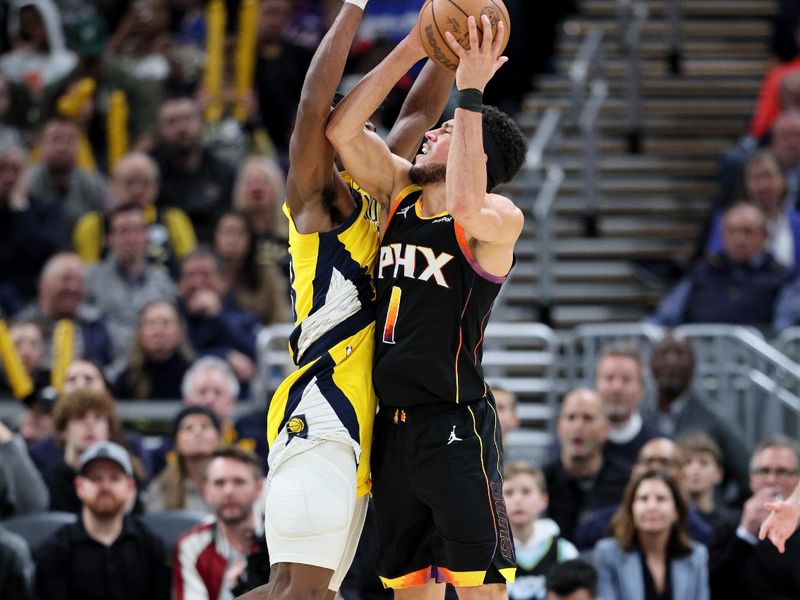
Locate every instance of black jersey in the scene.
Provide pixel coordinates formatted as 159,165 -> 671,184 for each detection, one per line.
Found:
373,186 -> 508,408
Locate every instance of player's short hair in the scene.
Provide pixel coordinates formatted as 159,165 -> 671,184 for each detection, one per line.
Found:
547,559 -> 598,597
503,460 -> 546,493
481,105 -> 527,190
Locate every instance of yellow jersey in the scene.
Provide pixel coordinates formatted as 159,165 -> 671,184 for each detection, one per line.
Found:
267,174 -> 379,496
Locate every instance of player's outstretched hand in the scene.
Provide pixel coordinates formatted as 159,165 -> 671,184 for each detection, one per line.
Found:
759,499 -> 800,553
443,14 -> 506,92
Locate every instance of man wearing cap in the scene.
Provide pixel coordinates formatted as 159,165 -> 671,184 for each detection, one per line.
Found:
34,440 -> 169,600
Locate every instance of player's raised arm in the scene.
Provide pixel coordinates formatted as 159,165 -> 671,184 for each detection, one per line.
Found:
326,29 -> 428,204
386,59 -> 455,163
286,0 -> 365,220
443,16 -> 522,246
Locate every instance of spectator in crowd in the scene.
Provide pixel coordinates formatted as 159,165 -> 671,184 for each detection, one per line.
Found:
106,0 -> 172,83
0,74 -> 24,149
544,388 -> 630,541
232,156 -> 289,278
0,319 -> 50,401
503,461 -> 578,600
35,441 -> 170,600
678,432 -> 740,565
2,320 -> 55,446
0,142 -> 67,306
85,203 -> 177,370
151,97 -> 236,242
113,300 -> 194,401
593,470 -> 710,600
574,437 -> 712,552
594,344 -> 660,468
648,203 -> 795,330
711,434 -> 800,598
61,357 -> 107,394
705,150 -> 800,274
643,335 -> 751,505
177,248 -> 261,385
212,210 -> 290,325
254,0 -> 313,158
26,117 -> 105,231
16,253 -> 112,371
41,387 -> 144,513
0,419 -> 49,518
179,357 -> 266,463
0,523 -> 33,600
752,24 -> 800,139
145,405 -> 220,514
719,111 -> 800,208
494,384 -> 521,446
0,0 -> 77,88
73,151 -> 197,274
173,446 -> 267,599
40,19 -> 163,164
546,559 -> 599,600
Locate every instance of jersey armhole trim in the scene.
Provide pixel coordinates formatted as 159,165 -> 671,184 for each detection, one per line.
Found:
454,224 -> 508,284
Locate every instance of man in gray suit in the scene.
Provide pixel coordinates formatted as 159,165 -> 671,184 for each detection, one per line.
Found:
642,335 -> 750,504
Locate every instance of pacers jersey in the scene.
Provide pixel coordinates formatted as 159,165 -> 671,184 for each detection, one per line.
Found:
267,173 -> 379,496
373,186 -> 508,408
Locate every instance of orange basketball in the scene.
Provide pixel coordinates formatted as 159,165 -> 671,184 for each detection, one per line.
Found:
418,0 -> 510,72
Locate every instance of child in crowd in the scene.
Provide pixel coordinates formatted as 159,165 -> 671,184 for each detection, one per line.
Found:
503,461 -> 579,600
679,432 -> 740,559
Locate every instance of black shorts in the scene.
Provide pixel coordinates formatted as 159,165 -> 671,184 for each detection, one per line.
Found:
370,398 -> 516,589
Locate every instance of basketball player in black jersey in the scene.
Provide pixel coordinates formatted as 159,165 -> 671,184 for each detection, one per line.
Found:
235,1 -> 453,599
327,13 -> 527,600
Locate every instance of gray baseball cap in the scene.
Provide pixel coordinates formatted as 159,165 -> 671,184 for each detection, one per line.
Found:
78,441 -> 133,478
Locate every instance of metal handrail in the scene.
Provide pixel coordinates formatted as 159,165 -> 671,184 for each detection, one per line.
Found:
620,0 -> 648,152
579,78 -> 609,235
570,26 -> 604,110
526,107 -> 562,171
532,165 -> 565,308
666,0 -> 683,74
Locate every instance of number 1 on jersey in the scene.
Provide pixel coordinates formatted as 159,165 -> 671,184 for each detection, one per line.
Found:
382,286 -> 402,344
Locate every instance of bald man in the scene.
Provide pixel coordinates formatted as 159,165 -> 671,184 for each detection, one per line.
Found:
16,253 -> 111,371
543,389 -> 630,541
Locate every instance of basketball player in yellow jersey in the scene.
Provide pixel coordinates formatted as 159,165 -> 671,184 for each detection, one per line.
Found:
235,2 -> 453,599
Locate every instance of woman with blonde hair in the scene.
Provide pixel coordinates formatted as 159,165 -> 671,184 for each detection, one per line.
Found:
593,470 -> 709,600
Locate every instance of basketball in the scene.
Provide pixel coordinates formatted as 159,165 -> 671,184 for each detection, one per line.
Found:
418,0 -> 511,72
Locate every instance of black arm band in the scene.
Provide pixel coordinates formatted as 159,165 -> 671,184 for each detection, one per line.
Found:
456,88 -> 484,113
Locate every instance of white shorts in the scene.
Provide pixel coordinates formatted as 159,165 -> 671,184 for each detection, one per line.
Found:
263,437 -> 368,591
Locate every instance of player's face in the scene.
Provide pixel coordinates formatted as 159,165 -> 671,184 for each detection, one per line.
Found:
175,414 -> 220,458
77,460 -> 134,517
416,120 -> 454,165
595,356 -> 643,425
631,478 -> 678,535
502,473 -> 547,528
204,457 -> 262,525
683,451 -> 722,496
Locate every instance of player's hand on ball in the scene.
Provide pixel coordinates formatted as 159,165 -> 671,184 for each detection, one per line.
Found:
443,14 -> 507,92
